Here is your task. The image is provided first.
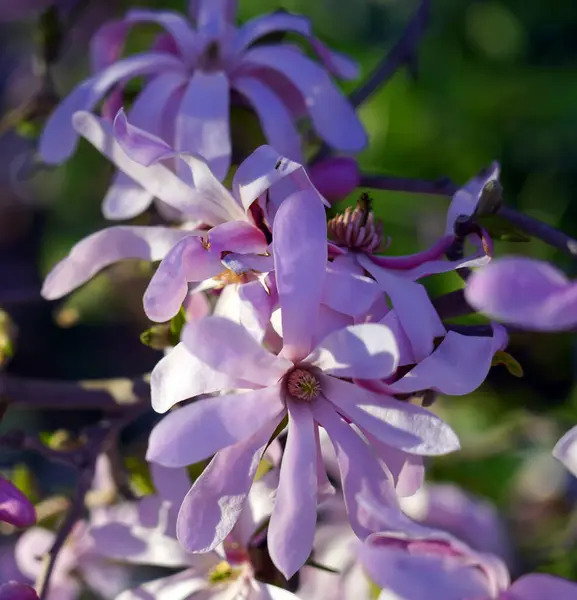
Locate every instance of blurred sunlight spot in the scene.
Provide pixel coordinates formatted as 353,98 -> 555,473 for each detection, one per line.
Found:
466,2 -> 525,61
516,451 -> 565,502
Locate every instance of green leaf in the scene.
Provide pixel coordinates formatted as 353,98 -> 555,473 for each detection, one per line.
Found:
169,307 -> 188,345
478,214 -> 531,242
140,324 -> 172,350
11,464 -> 39,505
492,351 -> 524,378
125,456 -> 156,496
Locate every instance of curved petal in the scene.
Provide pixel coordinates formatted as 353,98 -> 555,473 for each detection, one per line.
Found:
115,568 -> 209,600
273,190 -> 327,362
143,234 -> 221,322
323,376 -> 460,456
309,38 -> 359,80
182,316 -> 292,386
41,226 -> 189,300
388,330 -> 500,396
312,398 -> 398,540
193,0 -> 236,38
359,254 -> 445,362
233,76 -> 302,162
553,426 -> 577,478
233,12 -> 311,55
306,323 -> 399,380
0,476 -> 35,528
146,385 -> 286,468
176,71 -> 231,182
102,73 -> 186,220
242,46 -> 367,152
39,53 -> 183,164
508,574 -> 577,600
90,19 -> 131,72
322,269 -> 382,318
237,279 -> 276,343
74,112 -> 223,223
177,414 -> 284,552
268,401 -> 317,579
309,157 -> 360,204
465,257 -> 577,331
151,343 -> 242,413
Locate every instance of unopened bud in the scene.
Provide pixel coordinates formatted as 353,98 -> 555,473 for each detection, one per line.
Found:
309,157 -> 360,204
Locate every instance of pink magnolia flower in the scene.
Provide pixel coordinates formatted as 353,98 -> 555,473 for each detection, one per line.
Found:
147,188 -> 460,579
465,257 -> 577,332
88,464 -> 298,600
0,476 -> 36,529
39,0 -> 366,184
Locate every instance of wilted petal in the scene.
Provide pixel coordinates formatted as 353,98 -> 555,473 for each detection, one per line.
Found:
445,162 -> 500,234
177,415 -> 284,552
39,53 -> 183,164
41,226 -> 189,300
324,376 -> 460,456
151,343 -> 241,413
268,402 -> 317,578
242,46 -> 367,152
553,426 -> 577,478
147,385 -> 285,467
389,330 -> 500,396
233,76 -> 302,162
465,257 -> 577,331
273,190 -> 327,361
508,574 -> 577,600
312,398 -> 398,540
182,316 -> 292,386
306,324 -> 399,380
176,71 -> 231,181
0,477 -> 35,528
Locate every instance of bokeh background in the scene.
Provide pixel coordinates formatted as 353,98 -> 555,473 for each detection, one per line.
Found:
1,0 -> 577,585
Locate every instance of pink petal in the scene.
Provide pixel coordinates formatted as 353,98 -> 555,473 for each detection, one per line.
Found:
74,112 -> 222,223
322,269 -> 382,318
39,53 -> 183,164
242,46 -> 367,152
90,19 -> 131,72
237,279 -> 276,342
176,71 -> 231,182
232,145 -> 327,214
147,385 -> 285,468
359,254 -> 445,362
553,426 -> 577,478
508,574 -> 577,600
150,464 -> 191,508
151,343 -> 243,414
177,414 -> 284,552
233,76 -> 302,162
389,330 -> 501,396
445,162 -> 500,234
143,234 -> 220,322
306,323 -> 399,379
103,73 -> 186,220
233,12 -> 310,55
124,10 -> 198,58
182,316 -> 292,386
309,157 -> 360,204
268,401 -> 318,579
314,427 -> 336,502
273,190 -> 327,362
0,476 -> 36,528
312,398 -> 398,540
323,376 -> 460,455
41,226 -> 190,300
465,257 -> 577,331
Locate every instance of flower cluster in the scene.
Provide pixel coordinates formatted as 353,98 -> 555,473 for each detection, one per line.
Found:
1,0 -> 577,599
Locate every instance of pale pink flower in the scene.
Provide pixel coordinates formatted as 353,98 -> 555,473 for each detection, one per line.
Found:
39,0 -> 366,185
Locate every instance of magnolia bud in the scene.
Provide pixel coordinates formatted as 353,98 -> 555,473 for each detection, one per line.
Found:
309,157 -> 360,204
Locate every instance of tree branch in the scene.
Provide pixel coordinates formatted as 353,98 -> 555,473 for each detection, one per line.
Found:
360,172 -> 456,196
1,374 -> 150,412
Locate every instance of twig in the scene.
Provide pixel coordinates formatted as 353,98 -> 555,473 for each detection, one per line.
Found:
1,374 -> 150,412
349,0 -> 432,108
360,172 -> 456,196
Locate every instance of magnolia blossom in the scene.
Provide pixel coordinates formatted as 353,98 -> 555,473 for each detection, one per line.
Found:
88,464 -> 298,600
0,476 -> 36,529
39,0 -> 366,190
147,187 -> 460,578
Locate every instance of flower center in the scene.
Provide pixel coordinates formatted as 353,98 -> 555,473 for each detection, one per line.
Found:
213,269 -> 247,288
327,193 -> 385,253
207,560 -> 243,585
286,368 -> 321,402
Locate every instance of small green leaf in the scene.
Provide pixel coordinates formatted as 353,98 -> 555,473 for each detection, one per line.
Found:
169,307 -> 188,345
11,464 -> 39,505
125,456 -> 156,496
492,351 -> 524,377
140,324 -> 172,350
